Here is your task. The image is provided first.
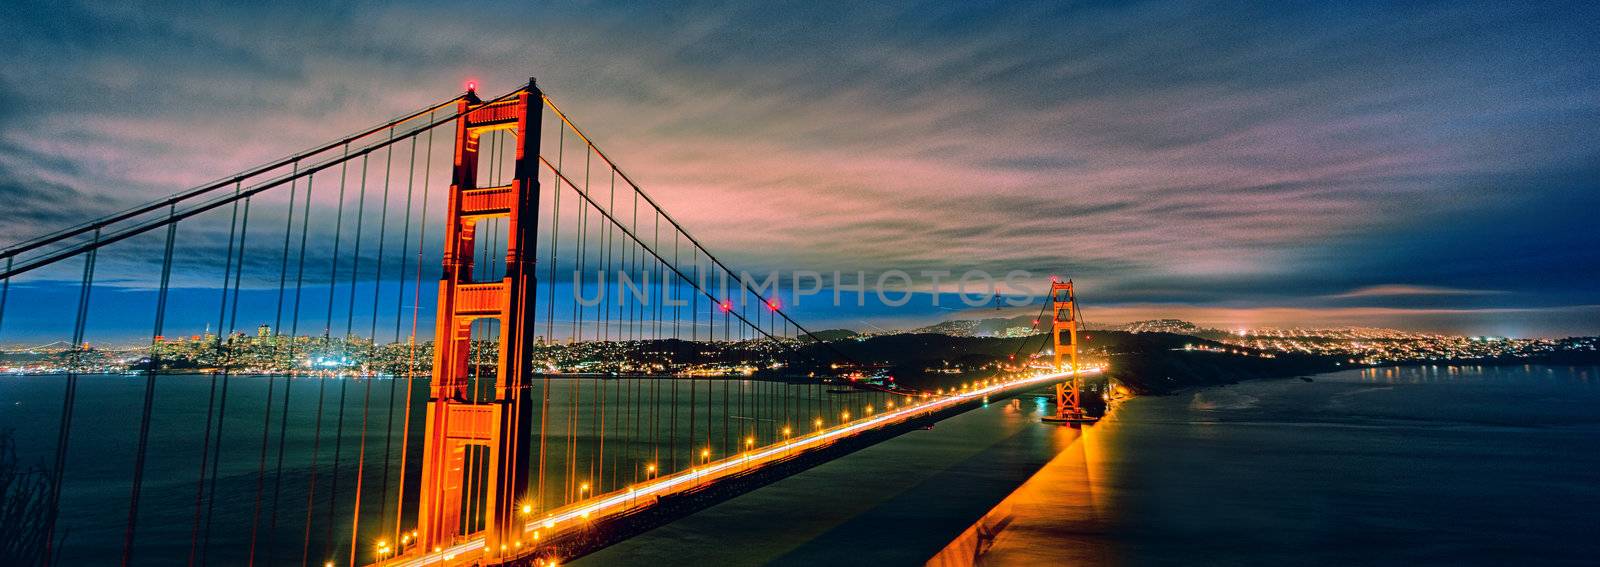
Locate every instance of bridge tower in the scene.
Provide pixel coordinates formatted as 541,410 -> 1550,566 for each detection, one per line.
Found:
1043,279 -> 1097,424
416,79 -> 542,557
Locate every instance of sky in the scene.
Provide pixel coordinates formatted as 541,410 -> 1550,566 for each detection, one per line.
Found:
1,0 -> 1598,340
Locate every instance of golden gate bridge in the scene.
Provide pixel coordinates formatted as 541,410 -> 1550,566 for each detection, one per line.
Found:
0,78 -> 1097,566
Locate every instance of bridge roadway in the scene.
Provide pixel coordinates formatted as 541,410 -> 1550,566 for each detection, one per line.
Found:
379,368 -> 1101,566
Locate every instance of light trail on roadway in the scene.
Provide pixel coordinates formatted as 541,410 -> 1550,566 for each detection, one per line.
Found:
383,368 -> 1101,567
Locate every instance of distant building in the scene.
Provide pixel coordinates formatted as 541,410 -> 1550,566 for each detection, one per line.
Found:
1003,326 -> 1035,338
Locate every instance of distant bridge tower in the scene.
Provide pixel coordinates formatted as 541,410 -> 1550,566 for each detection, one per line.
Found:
1043,279 -> 1096,424
416,79 -> 542,557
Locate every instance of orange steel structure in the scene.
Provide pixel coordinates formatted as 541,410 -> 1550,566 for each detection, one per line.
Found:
415,79 -> 542,556
1044,280 -> 1095,423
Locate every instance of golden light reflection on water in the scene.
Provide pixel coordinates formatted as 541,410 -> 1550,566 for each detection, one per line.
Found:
928,406 -> 1119,567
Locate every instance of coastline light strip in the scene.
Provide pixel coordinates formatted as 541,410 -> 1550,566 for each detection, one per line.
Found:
384,368 -> 1101,566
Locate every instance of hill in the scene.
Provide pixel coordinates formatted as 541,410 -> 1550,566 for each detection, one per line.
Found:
801,329 -> 860,342
802,330 -> 1339,394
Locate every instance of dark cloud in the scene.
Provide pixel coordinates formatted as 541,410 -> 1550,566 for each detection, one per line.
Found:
0,163 -> 120,243
1,0 -> 1598,337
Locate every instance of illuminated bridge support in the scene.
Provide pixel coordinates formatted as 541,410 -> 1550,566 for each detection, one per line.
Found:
1043,279 -> 1095,424
416,79 -> 542,558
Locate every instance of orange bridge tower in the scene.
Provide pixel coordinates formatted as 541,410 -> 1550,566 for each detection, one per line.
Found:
416,79 -> 542,556
1043,279 -> 1097,424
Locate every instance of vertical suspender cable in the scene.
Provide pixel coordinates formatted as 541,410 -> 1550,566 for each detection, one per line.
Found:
581,149 -> 598,495
689,246 -> 699,464
597,166 -> 616,493
187,184 -> 242,567
629,192 -> 642,484
669,232 -> 679,471
371,127 -> 400,544
649,212 -> 660,473
203,186 -> 253,561
246,168 -> 291,564
294,167 -> 326,566
306,147 -> 349,558
301,355 -> 329,565
265,162 -> 303,563
343,149 -> 377,566
393,120 -> 431,547
579,150 -> 599,494
42,228 -> 97,566
276,152 -> 330,562
123,205 -> 177,565
0,257 -> 10,335
385,128 -> 420,547
537,129 -> 562,513
569,142 -> 583,503
320,145 -> 353,560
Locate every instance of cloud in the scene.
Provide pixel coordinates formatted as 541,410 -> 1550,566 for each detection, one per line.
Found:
1080,303 -> 1600,339
1,1 -> 1598,339
1327,284 -> 1507,299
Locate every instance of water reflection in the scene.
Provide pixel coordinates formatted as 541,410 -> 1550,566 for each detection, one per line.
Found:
0,373 -> 883,565
954,365 -> 1600,566
928,409 -> 1115,566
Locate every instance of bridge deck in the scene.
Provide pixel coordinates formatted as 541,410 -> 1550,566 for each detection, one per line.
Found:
380,369 -> 1097,566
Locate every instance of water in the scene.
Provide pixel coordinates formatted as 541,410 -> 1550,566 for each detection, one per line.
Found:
579,365 -> 1600,566
0,373 -> 889,565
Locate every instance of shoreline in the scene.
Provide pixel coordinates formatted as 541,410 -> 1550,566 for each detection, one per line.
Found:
1108,349 -> 1600,397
